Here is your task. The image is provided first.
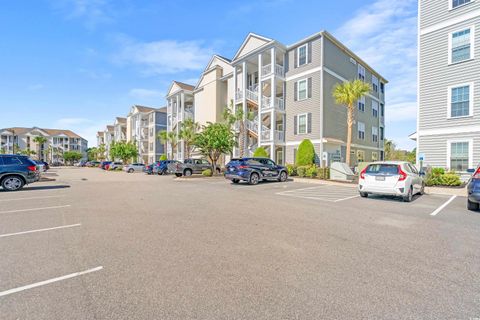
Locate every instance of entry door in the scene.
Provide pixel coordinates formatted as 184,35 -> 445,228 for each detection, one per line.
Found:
276,149 -> 284,166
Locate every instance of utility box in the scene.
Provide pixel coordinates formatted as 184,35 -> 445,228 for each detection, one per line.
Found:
330,162 -> 355,181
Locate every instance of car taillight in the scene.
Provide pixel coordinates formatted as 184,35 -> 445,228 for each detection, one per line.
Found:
27,165 -> 37,172
360,167 -> 367,179
473,167 -> 480,179
238,165 -> 247,169
398,166 -> 407,181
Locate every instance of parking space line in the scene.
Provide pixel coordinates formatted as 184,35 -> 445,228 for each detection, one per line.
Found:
334,195 -> 360,202
0,196 -> 64,202
430,195 -> 457,216
0,224 -> 81,238
0,205 -> 71,214
0,266 -> 103,298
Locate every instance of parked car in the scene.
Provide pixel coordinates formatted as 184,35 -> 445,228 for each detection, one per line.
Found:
99,161 -> 112,170
467,164 -> 480,211
34,160 -> 47,172
108,162 -> 123,171
224,157 -> 288,185
358,161 -> 425,202
168,158 -> 221,177
76,160 -> 88,167
123,163 -> 145,173
152,160 -> 180,175
87,161 -> 101,167
0,154 -> 39,191
144,163 -> 155,175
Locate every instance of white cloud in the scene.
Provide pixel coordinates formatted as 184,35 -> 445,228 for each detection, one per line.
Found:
51,0 -> 113,29
115,36 -> 214,74
129,88 -> 164,99
336,0 -> 417,149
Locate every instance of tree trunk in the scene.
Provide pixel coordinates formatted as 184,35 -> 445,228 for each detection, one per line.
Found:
239,122 -> 245,157
346,106 -> 353,166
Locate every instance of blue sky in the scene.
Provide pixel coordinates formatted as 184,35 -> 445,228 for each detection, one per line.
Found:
0,0 -> 417,149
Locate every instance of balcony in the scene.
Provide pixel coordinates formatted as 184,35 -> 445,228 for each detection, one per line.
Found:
261,64 -> 285,78
274,130 -> 285,142
235,89 -> 258,103
246,119 -> 258,134
261,96 -> 285,111
261,130 -> 270,141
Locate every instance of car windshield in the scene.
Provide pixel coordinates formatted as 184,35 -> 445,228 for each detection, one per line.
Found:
366,164 -> 399,175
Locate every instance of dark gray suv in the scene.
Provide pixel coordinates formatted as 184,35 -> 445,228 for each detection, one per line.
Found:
0,155 -> 39,191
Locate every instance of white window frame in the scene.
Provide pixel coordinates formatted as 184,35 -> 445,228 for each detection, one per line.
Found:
447,82 -> 474,118
447,139 -> 473,170
372,75 -> 379,92
448,25 -> 475,65
297,79 -> 308,101
372,126 -> 378,143
358,64 -> 365,81
449,0 -> 474,10
357,122 -> 365,140
297,44 -> 308,67
297,113 -> 308,134
372,100 -> 379,118
358,96 -> 365,112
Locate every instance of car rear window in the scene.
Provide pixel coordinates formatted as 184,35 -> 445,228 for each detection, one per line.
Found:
366,164 -> 399,175
2,156 -> 24,165
227,160 -> 244,166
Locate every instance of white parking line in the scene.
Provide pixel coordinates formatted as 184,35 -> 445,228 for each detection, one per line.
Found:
0,205 -> 71,214
430,195 -> 457,216
0,196 -> 64,202
0,224 -> 81,238
334,195 -> 360,202
0,266 -> 103,298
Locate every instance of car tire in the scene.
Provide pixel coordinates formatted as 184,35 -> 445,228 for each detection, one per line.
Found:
467,199 -> 479,211
184,169 -> 192,177
232,179 -> 240,184
175,173 -> 182,177
278,171 -> 288,182
403,187 -> 413,202
249,172 -> 260,185
161,169 -> 167,175
128,169 -> 134,173
360,192 -> 368,198
1,175 -> 25,191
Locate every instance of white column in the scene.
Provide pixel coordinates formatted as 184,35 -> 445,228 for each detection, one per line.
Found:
233,66 -> 237,104
257,53 -> 263,145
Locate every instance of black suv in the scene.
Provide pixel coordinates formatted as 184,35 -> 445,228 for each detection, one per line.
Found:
224,157 -> 288,185
0,154 -> 39,191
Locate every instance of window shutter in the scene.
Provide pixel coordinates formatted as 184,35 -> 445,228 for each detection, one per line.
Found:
307,42 -> 312,64
294,48 -> 298,68
307,113 -> 312,133
294,115 -> 298,135
307,77 -> 312,98
294,82 -> 298,101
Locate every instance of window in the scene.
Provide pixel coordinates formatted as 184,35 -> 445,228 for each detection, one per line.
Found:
357,150 -> 365,163
372,126 -> 378,143
380,82 -> 385,94
372,101 -> 379,118
3,156 -> 22,165
358,96 -> 365,112
380,150 -> 384,161
450,27 -> 474,64
380,127 -> 384,140
449,141 -> 470,171
372,75 -> 379,92
372,152 -> 378,161
150,143 -> 153,151
452,0 -> 471,9
358,65 -> 365,81
298,114 -> 307,134
449,84 -> 472,117
297,79 -> 307,100
358,122 -> 365,140
298,44 -> 308,66
380,103 -> 385,117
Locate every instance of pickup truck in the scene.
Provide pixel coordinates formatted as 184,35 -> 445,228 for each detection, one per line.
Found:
168,158 -> 221,177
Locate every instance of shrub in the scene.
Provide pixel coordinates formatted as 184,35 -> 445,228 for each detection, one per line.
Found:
317,167 -> 330,180
159,154 -> 167,161
425,168 -> 462,186
253,147 -> 269,158
306,165 -> 318,178
202,169 -> 212,177
431,167 -> 445,176
441,173 -> 461,186
286,164 -> 297,176
296,139 -> 315,166
297,166 -> 310,178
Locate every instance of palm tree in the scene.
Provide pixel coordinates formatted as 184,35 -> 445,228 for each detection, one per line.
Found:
158,131 -> 178,160
223,100 -> 255,157
384,139 -> 396,161
332,79 -> 371,166
179,118 -> 199,159
32,136 -> 48,161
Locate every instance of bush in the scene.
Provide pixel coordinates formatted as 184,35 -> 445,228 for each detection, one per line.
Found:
296,139 -> 315,166
253,147 -> 269,158
297,165 -> 310,178
159,154 -> 167,161
286,164 -> 297,176
202,169 -> 212,177
431,167 -> 445,176
441,173 -> 462,186
425,167 -> 462,186
317,167 -> 330,180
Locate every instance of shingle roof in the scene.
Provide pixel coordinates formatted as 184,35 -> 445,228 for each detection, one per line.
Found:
133,105 -> 157,113
1,127 -> 83,139
106,125 -> 114,131
173,81 -> 195,91
115,117 -> 127,124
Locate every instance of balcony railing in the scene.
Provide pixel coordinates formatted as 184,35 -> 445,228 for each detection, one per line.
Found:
261,96 -> 285,111
261,130 -> 271,141
275,130 -> 285,142
245,119 -> 258,134
246,89 -> 258,102
261,64 -> 285,78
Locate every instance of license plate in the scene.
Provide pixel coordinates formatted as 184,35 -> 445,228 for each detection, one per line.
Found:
375,176 -> 385,181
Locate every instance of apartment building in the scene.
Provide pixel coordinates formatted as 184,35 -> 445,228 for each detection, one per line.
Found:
0,127 -> 88,163
97,131 -> 105,147
146,107 -> 167,163
166,82 -> 195,160
113,117 -> 127,142
167,32 -> 386,166
415,0 -> 480,171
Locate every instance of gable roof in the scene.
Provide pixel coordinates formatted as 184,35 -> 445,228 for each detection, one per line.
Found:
115,117 -> 126,124
195,54 -> 234,90
133,105 -> 157,113
167,81 -> 195,96
0,127 -> 83,139
232,33 -> 273,61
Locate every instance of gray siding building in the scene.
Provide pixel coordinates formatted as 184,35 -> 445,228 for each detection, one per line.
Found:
417,0 -> 480,171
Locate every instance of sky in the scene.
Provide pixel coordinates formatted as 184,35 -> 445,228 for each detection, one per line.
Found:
0,0 -> 417,150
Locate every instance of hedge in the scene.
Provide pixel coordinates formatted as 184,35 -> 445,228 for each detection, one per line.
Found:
296,139 -> 315,166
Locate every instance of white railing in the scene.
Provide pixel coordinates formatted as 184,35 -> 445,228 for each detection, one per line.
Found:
276,97 -> 285,111
261,64 -> 285,77
275,130 -> 285,142
184,111 -> 194,121
235,90 -> 243,100
274,64 -> 285,77
261,64 -> 272,76
261,96 -> 285,111
246,119 -> 258,134
246,89 -> 258,102
261,130 -> 271,141
262,96 -> 271,109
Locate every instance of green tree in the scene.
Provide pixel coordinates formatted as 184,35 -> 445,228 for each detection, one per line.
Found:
253,147 -> 269,158
296,139 -> 316,166
194,122 -> 235,174
19,149 -> 36,157
32,136 -> 48,161
97,144 -> 106,161
179,118 -> 200,159
87,147 -> 98,161
332,79 -> 371,166
158,131 -> 178,160
109,141 -> 139,164
63,151 -> 83,165
223,100 -> 255,157
159,154 -> 167,161
384,139 -> 396,161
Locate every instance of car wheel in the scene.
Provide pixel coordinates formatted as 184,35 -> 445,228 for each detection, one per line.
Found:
360,192 -> 368,198
175,173 -> 182,177
249,172 -> 260,185
278,171 -> 288,182
161,169 -> 167,175
232,179 -> 240,184
467,199 -> 479,211
2,176 -> 25,191
128,169 -> 134,173
403,187 -> 413,202
184,169 -> 192,177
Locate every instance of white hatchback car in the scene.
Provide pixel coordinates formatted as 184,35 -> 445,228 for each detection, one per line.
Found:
358,161 -> 425,202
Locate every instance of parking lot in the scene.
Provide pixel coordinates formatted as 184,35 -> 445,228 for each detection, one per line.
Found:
0,168 -> 479,319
